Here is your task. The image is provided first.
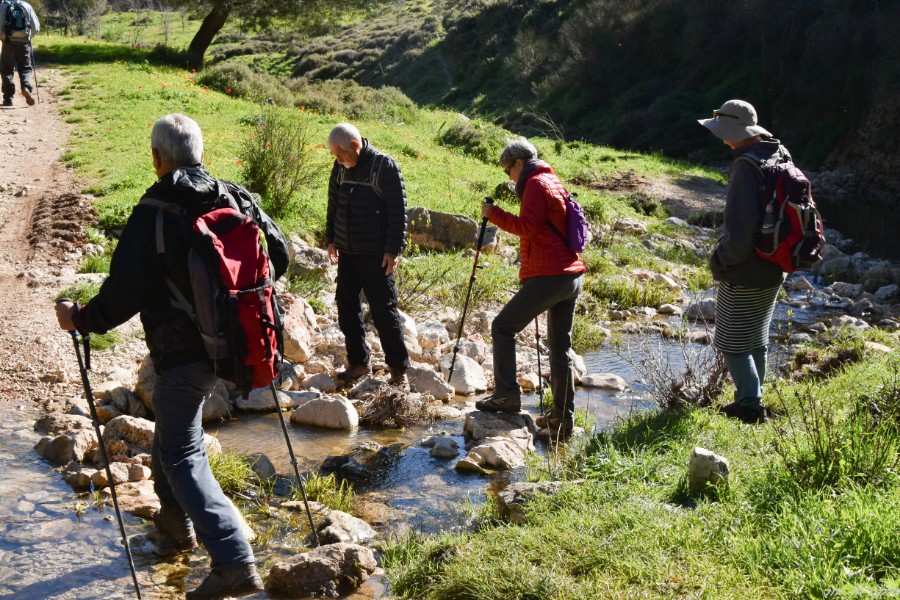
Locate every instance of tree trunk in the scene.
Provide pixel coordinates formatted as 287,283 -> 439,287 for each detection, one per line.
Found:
186,2 -> 232,69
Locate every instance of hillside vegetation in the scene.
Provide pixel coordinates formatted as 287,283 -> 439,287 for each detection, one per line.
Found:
31,25 -> 900,600
37,34 -> 717,354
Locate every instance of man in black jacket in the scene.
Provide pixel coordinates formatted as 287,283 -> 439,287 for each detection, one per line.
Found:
56,114 -> 288,599
326,123 -> 410,387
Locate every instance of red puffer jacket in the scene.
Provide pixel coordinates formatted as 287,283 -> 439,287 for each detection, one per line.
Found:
489,163 -> 586,281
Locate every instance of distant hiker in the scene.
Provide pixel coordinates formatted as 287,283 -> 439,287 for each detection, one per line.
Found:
477,138 -> 586,439
0,0 -> 39,107
56,114 -> 289,599
326,122 -> 411,389
698,99 -> 789,424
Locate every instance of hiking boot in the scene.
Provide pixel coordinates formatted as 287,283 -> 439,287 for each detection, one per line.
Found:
151,508 -> 196,556
388,367 -> 409,390
1,98 -> 11,107
536,424 -> 574,442
474,394 -> 521,413
186,562 -> 264,599
336,363 -> 370,383
719,401 -> 767,425
22,89 -> 34,106
535,413 -> 571,430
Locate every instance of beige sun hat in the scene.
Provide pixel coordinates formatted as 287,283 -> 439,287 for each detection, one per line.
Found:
697,99 -> 772,142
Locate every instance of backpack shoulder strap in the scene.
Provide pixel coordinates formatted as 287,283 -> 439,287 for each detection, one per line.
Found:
545,190 -> 572,244
335,153 -> 387,200
136,196 -> 195,318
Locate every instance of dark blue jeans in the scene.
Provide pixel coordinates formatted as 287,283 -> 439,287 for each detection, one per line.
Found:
151,360 -> 254,568
492,273 -> 583,424
335,253 -> 410,369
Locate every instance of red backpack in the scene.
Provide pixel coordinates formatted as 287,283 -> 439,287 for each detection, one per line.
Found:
736,153 -> 826,273
140,182 -> 284,397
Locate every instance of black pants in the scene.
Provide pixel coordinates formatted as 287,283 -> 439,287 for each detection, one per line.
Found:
336,253 -> 410,369
1,41 -> 33,101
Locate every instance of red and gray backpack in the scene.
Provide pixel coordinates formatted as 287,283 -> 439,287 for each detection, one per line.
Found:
736,151 -> 826,273
140,182 -> 284,398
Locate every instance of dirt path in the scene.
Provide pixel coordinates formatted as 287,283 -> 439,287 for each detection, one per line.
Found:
0,68 -> 94,408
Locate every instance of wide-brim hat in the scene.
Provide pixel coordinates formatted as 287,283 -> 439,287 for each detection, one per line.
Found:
697,99 -> 772,142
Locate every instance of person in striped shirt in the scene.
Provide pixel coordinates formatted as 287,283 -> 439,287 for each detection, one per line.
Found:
698,100 -> 788,424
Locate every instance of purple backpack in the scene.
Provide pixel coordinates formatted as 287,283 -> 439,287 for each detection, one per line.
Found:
546,192 -> 589,254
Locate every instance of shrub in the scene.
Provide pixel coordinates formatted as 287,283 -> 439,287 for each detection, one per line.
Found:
771,376 -> 900,490
286,78 -> 419,122
196,63 -> 294,106
239,106 -> 322,219
436,118 -> 510,164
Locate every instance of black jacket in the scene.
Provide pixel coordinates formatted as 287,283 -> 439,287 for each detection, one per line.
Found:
326,139 -> 407,255
711,139 -> 787,288
75,166 -> 288,367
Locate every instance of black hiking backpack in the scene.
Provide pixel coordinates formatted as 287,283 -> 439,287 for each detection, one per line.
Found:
139,181 -> 288,398
4,0 -> 31,44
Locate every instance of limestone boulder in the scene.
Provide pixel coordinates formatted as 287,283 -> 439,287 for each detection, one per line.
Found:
283,293 -> 320,363
439,354 -> 487,395
688,447 -> 730,496
267,543 -> 377,598
290,394 -> 359,430
407,367 -> 454,401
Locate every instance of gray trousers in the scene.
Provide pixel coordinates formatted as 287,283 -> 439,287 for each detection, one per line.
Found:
151,360 -> 254,568
1,40 -> 33,101
491,273 -> 583,423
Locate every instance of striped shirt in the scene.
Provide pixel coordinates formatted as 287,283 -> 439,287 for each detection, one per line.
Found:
713,281 -> 781,353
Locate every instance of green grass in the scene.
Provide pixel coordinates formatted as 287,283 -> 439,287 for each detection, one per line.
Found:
383,335 -> 900,598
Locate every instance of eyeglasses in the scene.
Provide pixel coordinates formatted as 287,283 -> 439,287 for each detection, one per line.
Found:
713,110 -> 739,120
503,164 -> 513,175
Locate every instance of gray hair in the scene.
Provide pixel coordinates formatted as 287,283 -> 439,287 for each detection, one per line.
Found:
499,137 -> 538,169
151,114 -> 203,166
328,123 -> 362,150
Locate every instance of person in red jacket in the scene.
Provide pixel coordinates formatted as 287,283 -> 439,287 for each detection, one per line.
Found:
475,138 -> 586,438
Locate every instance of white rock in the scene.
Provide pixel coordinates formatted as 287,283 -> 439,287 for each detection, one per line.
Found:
580,373 -> 628,391
290,394 -> 358,430
439,354 -> 487,395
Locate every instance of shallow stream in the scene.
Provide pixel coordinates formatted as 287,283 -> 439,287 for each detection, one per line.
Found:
0,285 -> 840,598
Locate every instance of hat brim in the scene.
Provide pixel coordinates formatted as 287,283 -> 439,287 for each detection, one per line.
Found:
698,118 -> 772,142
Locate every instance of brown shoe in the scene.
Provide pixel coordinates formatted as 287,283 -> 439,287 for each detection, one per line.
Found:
151,508 -> 196,556
388,367 -> 409,390
22,89 -> 35,106
535,413 -> 573,435
475,394 -> 521,413
336,363 -> 370,383
186,562 -> 264,599
719,401 -> 767,424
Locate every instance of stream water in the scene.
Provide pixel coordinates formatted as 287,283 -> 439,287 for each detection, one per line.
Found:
0,285 -> 841,598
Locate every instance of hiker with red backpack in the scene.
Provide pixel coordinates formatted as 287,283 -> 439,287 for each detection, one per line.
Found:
698,99 -> 823,425
56,114 -> 288,599
475,138 -> 586,440
0,0 -> 40,107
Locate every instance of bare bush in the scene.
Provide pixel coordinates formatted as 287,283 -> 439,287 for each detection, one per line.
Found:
358,387 -> 425,428
617,327 -> 727,411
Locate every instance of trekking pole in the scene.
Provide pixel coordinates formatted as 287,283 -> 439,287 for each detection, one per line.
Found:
67,329 -> 142,599
29,44 -> 40,104
269,382 -> 319,546
448,196 -> 493,383
535,316 -> 545,417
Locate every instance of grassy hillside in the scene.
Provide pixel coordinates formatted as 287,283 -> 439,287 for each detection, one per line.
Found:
35,31 -> 900,600
132,0 -> 898,173
36,34 -> 716,352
